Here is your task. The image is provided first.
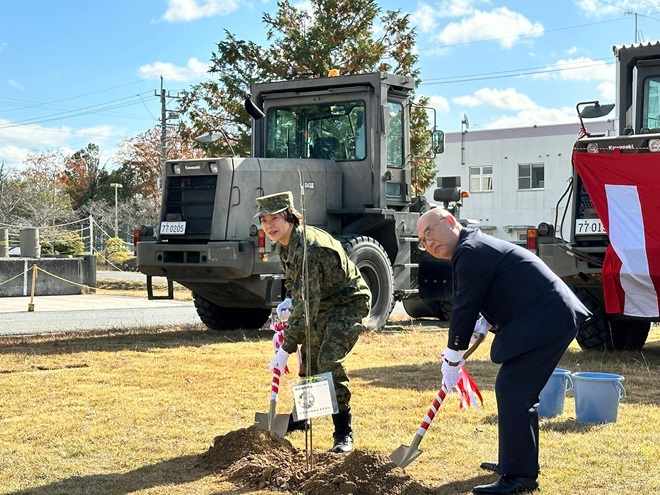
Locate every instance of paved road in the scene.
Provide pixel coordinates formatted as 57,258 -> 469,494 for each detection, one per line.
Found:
0,271 -> 200,337
0,271 -> 413,337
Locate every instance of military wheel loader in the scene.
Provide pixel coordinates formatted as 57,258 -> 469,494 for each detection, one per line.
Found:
136,72 -> 462,330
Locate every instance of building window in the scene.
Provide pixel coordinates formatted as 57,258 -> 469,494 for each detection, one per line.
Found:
519,163 -> 544,190
469,166 -> 493,192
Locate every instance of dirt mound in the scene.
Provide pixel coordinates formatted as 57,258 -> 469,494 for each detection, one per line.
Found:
202,425 -> 432,494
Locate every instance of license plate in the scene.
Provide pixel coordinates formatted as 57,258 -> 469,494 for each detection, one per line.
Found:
160,221 -> 186,235
575,218 -> 606,235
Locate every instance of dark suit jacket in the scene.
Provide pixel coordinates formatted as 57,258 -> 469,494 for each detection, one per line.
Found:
448,228 -> 591,363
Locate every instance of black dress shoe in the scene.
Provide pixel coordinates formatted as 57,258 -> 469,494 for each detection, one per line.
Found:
480,461 -> 498,472
473,476 -> 539,494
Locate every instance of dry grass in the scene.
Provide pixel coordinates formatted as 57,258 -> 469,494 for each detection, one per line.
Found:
0,318 -> 658,495
95,278 -> 193,300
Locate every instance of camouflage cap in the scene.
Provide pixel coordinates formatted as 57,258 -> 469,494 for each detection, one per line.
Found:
254,191 -> 301,218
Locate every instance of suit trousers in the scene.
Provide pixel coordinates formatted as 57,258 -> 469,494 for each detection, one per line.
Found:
494,330 -> 576,478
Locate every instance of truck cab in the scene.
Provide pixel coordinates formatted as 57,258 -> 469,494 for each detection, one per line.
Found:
533,42 -> 660,350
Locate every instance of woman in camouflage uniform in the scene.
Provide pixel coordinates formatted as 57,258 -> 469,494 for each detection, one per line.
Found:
255,191 -> 371,453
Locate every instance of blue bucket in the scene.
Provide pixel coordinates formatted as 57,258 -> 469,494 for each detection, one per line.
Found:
572,372 -> 626,423
538,368 -> 572,417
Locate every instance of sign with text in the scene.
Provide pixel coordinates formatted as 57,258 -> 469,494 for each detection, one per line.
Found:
292,372 -> 338,421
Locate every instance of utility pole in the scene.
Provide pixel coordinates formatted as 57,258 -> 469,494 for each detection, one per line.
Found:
154,77 -> 180,177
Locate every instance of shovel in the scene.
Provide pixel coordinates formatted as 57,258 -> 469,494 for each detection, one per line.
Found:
254,367 -> 290,438
390,333 -> 486,468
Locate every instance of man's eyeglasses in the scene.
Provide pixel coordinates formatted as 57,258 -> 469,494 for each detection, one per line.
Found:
418,217 -> 448,251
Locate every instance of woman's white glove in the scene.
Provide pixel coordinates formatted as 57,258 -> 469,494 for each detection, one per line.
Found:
270,347 -> 290,374
441,348 -> 466,391
276,298 -> 293,322
470,315 -> 492,346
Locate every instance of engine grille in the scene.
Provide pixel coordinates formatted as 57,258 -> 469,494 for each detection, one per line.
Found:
165,175 -> 217,237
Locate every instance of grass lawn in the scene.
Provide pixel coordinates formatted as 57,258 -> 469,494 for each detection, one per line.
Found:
0,316 -> 657,494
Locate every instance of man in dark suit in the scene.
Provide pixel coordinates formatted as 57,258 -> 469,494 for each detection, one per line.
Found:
417,208 -> 590,495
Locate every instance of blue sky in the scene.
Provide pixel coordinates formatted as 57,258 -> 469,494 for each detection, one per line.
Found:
0,0 -> 657,169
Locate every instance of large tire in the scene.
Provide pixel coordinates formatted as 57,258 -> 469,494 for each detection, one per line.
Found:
610,320 -> 650,350
402,294 -> 450,320
573,288 -> 650,351
193,294 -> 270,331
340,236 -> 394,330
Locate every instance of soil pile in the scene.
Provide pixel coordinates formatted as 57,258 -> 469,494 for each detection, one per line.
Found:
201,425 -> 432,494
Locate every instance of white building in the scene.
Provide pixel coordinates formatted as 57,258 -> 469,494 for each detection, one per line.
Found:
425,120 -> 615,243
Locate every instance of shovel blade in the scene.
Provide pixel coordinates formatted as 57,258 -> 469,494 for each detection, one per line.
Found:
389,444 -> 423,469
254,411 -> 289,438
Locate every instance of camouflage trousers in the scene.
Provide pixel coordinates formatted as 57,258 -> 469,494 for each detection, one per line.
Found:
298,296 -> 370,412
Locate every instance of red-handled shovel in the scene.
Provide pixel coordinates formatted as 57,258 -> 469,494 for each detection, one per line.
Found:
254,367 -> 289,438
389,333 -> 485,468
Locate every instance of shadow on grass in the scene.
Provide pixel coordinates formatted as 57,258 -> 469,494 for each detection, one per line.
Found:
0,326 -> 271,357
352,360 -> 497,393
425,473 -> 500,494
5,454 -> 215,495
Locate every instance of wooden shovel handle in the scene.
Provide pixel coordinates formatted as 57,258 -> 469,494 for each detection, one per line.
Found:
463,332 -> 486,361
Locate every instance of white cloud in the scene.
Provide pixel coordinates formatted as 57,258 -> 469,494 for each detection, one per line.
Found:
598,81 -> 616,103
435,0 -> 487,18
162,0 -> 240,22
433,7 -> 543,49
7,79 -> 25,90
138,57 -> 209,82
426,94 -> 451,115
0,120 -> 125,168
411,3 -> 438,34
453,88 -> 536,111
485,106 -> 576,129
554,57 -> 613,82
575,0 -> 655,17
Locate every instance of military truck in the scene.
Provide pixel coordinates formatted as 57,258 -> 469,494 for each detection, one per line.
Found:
136,72 -> 460,330
530,42 -> 660,350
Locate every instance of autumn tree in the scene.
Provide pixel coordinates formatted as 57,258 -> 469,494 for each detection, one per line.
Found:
112,126 -> 208,227
177,0 -> 436,192
58,143 -> 112,210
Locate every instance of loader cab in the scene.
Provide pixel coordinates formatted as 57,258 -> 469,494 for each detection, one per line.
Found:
248,72 -> 424,212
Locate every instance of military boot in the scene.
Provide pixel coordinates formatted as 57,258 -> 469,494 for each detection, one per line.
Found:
331,408 -> 353,453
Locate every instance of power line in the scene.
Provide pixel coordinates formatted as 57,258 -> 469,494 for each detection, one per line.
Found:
420,58 -> 615,86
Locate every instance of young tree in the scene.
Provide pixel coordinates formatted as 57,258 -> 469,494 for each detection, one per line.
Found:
177,0 -> 436,192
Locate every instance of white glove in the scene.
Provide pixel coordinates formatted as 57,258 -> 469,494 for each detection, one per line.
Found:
277,298 -> 293,322
470,315 -> 492,346
270,347 -> 290,374
441,348 -> 466,391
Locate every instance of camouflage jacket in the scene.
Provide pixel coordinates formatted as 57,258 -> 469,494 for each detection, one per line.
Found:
276,225 -> 370,353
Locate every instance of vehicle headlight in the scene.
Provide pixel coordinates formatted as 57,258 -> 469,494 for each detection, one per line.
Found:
172,163 -> 182,174
586,142 -> 599,153
209,162 -> 218,173
648,138 -> 660,152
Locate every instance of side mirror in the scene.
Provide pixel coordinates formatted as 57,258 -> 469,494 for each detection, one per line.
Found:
432,130 -> 445,154
245,97 -> 265,120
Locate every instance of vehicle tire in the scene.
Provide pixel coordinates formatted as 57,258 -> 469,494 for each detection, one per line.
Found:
340,236 -> 394,330
573,287 -> 613,350
573,287 -> 650,351
402,295 -> 449,320
193,294 -> 270,331
609,320 -> 650,350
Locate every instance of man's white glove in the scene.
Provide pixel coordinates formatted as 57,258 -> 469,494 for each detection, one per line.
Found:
270,347 -> 290,374
441,348 -> 466,391
470,315 -> 492,346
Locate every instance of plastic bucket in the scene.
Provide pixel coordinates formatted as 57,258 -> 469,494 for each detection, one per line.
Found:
538,368 -> 572,417
572,372 -> 625,423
